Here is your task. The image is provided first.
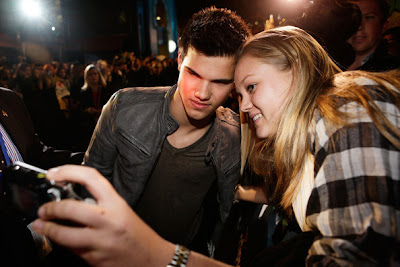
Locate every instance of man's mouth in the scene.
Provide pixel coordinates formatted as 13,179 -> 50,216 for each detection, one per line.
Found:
191,100 -> 209,109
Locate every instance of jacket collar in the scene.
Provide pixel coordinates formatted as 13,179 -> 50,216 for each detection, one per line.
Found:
162,85 -> 180,134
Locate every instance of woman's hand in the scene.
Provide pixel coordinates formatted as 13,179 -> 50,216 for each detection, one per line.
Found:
234,185 -> 268,204
32,165 -> 174,267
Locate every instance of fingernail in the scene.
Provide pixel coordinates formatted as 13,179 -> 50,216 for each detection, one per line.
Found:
38,206 -> 46,217
33,220 -> 44,232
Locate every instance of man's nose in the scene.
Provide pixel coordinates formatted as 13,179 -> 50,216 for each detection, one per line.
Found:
195,81 -> 211,100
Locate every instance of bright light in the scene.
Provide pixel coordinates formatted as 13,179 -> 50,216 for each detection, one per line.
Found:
156,16 -> 161,21
168,40 -> 177,53
21,0 -> 42,18
51,26 -> 55,31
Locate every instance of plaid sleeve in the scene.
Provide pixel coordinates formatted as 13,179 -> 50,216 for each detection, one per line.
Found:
305,98 -> 400,266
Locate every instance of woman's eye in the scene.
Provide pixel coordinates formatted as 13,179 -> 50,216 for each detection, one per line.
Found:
247,84 -> 256,93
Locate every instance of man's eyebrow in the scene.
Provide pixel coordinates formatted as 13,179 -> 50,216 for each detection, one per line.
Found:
186,66 -> 200,77
185,66 -> 234,84
212,78 -> 234,84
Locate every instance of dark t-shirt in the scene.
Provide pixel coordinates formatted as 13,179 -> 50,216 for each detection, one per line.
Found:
135,122 -> 217,246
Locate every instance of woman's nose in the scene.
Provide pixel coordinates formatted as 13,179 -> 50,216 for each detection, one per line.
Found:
240,95 -> 253,113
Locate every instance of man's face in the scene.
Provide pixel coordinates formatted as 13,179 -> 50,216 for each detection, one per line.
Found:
175,47 -> 235,123
347,0 -> 386,57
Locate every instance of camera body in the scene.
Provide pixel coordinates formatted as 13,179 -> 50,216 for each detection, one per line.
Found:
2,161 -> 88,222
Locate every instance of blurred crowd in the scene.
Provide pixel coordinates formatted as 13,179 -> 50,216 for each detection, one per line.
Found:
0,52 -> 179,151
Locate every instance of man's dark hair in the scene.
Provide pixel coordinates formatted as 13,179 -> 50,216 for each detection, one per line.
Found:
178,6 -> 251,59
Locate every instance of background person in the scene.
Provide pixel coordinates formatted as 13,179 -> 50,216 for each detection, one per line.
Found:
346,0 -> 400,70
77,64 -> 111,151
79,64 -> 109,123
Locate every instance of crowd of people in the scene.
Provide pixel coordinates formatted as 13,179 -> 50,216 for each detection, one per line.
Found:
0,53 -> 179,150
0,0 -> 399,266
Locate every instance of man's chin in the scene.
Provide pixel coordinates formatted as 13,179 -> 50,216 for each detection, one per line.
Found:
187,110 -> 214,124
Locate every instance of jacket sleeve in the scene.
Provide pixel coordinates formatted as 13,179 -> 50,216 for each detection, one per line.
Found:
82,92 -> 119,181
305,101 -> 400,266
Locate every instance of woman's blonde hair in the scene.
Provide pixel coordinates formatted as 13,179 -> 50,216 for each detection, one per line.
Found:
238,26 -> 400,213
82,64 -> 107,90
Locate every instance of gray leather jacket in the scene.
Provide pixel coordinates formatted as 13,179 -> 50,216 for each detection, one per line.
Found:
83,85 -> 241,222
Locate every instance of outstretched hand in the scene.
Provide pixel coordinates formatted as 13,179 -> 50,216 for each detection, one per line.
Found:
32,165 -> 174,267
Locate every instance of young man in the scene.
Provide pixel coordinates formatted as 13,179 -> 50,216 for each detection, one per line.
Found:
82,7 -> 251,255
347,0 -> 400,70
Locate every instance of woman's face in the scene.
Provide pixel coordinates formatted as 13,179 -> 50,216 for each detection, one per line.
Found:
235,55 -> 293,139
87,68 -> 100,85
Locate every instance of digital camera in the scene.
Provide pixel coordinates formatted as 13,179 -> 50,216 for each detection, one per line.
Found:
2,161 -> 89,222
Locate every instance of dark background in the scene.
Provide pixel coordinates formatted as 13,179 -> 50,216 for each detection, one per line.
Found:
0,0 -> 307,37
0,0 -> 309,63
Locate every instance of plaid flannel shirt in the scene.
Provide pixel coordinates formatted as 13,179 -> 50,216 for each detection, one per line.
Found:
305,82 -> 400,266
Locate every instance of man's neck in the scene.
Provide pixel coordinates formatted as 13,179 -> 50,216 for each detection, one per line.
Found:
348,49 -> 375,70
168,89 -> 214,149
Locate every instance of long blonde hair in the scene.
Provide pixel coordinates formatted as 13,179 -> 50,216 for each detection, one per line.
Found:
238,26 -> 400,213
81,64 -> 107,90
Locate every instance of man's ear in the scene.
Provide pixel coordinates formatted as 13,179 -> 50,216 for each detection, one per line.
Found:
177,50 -> 183,72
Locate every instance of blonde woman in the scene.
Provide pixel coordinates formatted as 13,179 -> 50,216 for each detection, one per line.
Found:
80,64 -> 108,119
78,64 -> 110,148
33,26 -> 399,266
235,26 -> 400,265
